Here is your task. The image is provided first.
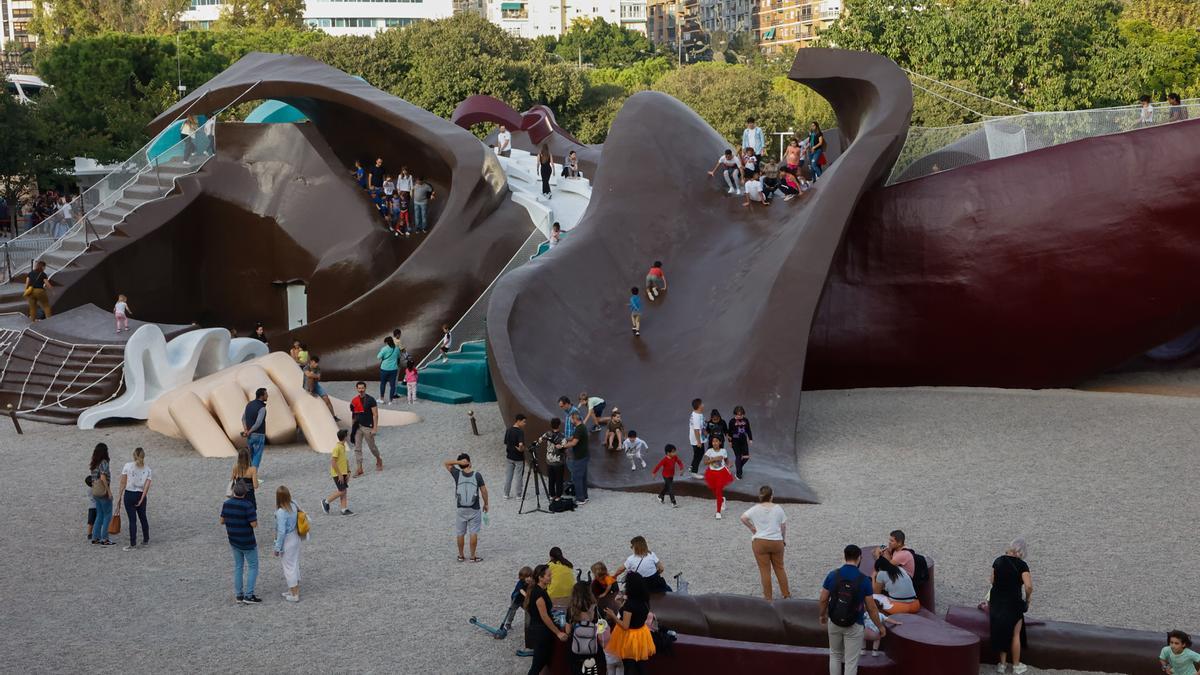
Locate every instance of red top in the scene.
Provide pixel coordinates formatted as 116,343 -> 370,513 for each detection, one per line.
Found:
648,267 -> 664,278
652,455 -> 684,478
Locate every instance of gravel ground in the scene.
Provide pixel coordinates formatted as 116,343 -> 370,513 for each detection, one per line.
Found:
0,381 -> 1195,675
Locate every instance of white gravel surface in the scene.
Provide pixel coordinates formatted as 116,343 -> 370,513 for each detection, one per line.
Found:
0,381 -> 1194,674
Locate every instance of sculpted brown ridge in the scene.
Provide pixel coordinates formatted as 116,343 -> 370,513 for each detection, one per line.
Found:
140,52 -> 533,377
487,49 -> 914,503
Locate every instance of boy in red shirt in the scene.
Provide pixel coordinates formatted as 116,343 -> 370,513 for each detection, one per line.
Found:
645,261 -> 667,300
652,444 -> 685,507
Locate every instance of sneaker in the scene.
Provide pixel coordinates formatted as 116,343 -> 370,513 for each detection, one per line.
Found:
321,499 -> 331,514
576,499 -> 589,505
691,473 -> 704,479
1012,665 -> 1027,675
98,540 -> 116,546
122,545 -> 137,551
342,509 -> 356,516
715,512 -> 722,519
242,595 -> 262,604
236,595 -> 244,603
634,330 -> 640,336
672,503 -> 679,508
657,496 -> 664,504
726,187 -> 734,194
631,465 -> 638,471
284,594 -> 300,603
784,194 -> 796,201
735,189 -> 742,195
995,665 -> 1006,674
282,592 -> 292,599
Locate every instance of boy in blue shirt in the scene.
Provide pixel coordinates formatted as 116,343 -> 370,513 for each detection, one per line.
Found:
629,287 -> 642,336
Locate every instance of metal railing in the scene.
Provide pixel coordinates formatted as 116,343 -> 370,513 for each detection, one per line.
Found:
0,81 -> 262,284
887,98 -> 1200,185
416,228 -> 545,369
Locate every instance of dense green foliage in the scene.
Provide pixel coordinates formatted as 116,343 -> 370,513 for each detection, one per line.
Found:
10,0 -> 1200,194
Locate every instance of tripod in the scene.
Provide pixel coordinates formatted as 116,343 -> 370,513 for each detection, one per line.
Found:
518,444 -> 551,515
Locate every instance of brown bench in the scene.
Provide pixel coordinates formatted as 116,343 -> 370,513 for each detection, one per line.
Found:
944,605 -> 1165,675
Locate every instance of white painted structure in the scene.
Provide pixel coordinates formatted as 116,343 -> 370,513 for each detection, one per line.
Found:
486,0 -> 647,39
77,325 -> 267,429
181,0 -> 454,34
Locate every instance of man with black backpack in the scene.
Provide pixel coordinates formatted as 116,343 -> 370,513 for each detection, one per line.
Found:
819,544 -> 886,675
443,453 -> 489,563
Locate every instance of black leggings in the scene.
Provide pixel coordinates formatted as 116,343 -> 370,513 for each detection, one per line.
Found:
123,490 -> 149,546
548,465 -> 565,499
732,441 -> 750,478
623,659 -> 644,674
540,162 -> 552,195
528,634 -> 553,675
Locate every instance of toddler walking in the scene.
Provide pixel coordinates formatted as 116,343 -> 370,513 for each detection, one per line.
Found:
621,430 -> 648,471
114,294 -> 131,332
404,359 -> 418,403
439,324 -> 452,363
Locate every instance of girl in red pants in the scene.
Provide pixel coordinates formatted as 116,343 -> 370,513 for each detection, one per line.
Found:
703,435 -> 733,519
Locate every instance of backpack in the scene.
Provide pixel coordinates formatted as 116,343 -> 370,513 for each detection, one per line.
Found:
570,617 -> 599,656
828,571 -> 860,628
455,470 -> 480,508
905,548 -> 930,588
295,505 -> 310,538
549,498 -> 576,513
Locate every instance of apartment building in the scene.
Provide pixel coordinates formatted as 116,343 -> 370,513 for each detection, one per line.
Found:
486,0 -> 647,39
754,0 -> 839,51
1,0 -> 35,48
698,0 -> 751,35
182,0 -> 454,34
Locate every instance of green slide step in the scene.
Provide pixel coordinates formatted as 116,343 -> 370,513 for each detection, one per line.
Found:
416,383 -> 473,404
417,341 -> 495,403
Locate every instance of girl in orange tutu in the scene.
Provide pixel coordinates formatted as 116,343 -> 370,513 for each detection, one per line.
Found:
604,572 -> 655,673
703,435 -> 734,518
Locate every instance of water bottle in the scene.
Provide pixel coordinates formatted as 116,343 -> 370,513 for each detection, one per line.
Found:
483,512 -> 490,527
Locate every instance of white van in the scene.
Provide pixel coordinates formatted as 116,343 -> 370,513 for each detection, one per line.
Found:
4,74 -> 49,104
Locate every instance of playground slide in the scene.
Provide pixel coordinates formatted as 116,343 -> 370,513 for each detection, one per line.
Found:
487,50 -> 913,503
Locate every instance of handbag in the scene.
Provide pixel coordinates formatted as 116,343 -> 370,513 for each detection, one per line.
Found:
295,504 -> 310,539
90,476 -> 107,498
109,513 -> 121,535
22,286 -> 32,298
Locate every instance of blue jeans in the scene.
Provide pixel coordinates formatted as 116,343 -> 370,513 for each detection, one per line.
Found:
414,202 -> 428,232
810,150 -> 824,179
91,497 -> 113,541
567,457 -> 589,501
248,433 -> 265,469
231,545 -> 259,596
380,369 -> 398,400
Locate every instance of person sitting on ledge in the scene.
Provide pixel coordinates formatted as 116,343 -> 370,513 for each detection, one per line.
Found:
872,556 -> 920,615
874,529 -> 916,578
561,150 -> 582,178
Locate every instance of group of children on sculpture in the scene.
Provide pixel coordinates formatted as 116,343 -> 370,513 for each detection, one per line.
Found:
707,117 -> 828,207
352,157 -> 435,236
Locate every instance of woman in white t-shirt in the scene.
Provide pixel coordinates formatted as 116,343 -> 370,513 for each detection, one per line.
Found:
395,167 -> 413,195
739,485 -> 790,600
702,436 -> 734,519
614,535 -> 671,593
117,447 -> 152,551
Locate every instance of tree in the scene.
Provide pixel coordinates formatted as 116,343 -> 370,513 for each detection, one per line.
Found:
30,0 -> 190,41
0,96 -> 48,229
653,62 -> 796,150
554,17 -> 653,68
1123,0 -> 1200,30
215,0 -> 307,30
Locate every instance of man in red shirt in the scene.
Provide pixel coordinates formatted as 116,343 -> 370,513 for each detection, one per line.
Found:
652,444 -> 685,507
349,381 -> 382,475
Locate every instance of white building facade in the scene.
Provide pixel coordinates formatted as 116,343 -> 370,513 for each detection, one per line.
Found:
1,0 -> 35,48
485,0 -> 646,39
182,0 -> 454,34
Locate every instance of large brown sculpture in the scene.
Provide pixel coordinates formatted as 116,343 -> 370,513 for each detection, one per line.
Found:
487,49 -> 913,503
111,52 -> 534,377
